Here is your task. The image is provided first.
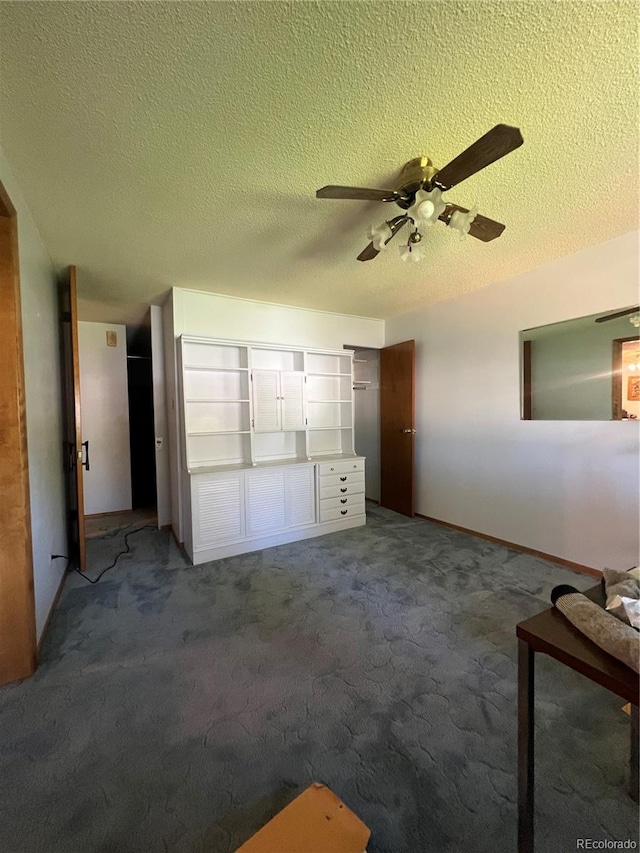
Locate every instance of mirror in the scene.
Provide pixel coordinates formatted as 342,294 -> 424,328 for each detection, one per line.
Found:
520,307 -> 640,420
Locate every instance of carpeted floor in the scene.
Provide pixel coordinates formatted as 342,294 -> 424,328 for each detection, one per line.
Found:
1,505 -> 637,852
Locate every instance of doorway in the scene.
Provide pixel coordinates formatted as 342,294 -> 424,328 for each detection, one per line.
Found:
126,324 -> 157,511
612,337 -> 640,420
347,340 -> 416,516
351,347 -> 381,502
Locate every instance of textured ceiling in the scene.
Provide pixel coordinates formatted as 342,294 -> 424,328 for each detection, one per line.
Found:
0,1 -> 638,325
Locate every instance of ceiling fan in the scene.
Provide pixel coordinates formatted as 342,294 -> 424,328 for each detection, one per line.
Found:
316,124 -> 523,262
594,307 -> 640,324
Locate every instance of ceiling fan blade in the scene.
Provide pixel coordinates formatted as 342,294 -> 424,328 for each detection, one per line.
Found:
595,306 -> 640,323
357,242 -> 381,262
317,185 -> 404,202
432,125 -> 524,191
357,215 -> 409,262
439,205 -> 506,241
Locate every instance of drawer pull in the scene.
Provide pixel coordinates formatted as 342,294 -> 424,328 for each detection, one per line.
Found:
340,498 -> 347,504
340,476 -> 347,482
330,467 -> 335,471
340,509 -> 348,515
340,488 -> 347,493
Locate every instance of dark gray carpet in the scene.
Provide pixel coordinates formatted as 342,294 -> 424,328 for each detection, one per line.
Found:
1,506 -> 637,852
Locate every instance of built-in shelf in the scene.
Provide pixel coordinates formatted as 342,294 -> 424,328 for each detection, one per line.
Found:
184,365 -> 250,372
186,398 -> 250,403
181,337 -> 356,469
189,429 -> 252,436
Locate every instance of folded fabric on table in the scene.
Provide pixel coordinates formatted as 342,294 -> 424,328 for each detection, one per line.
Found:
551,585 -> 640,674
602,567 -> 640,629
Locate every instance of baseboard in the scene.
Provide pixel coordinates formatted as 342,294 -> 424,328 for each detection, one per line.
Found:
414,513 -> 602,579
37,567 -> 68,655
84,508 -> 133,519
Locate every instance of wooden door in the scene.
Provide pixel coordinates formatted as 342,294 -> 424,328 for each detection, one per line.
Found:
379,340 -> 415,517
0,181 -> 37,684
59,266 -> 86,570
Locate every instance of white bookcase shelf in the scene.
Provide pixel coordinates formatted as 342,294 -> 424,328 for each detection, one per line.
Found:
179,336 -> 357,471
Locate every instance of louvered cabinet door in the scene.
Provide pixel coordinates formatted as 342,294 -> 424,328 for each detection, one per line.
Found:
245,469 -> 287,537
252,370 -> 280,432
280,371 -> 305,431
285,465 -> 316,527
193,473 -> 245,548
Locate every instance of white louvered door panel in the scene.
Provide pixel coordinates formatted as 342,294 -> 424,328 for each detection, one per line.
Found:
280,371 -> 305,431
252,370 -> 280,432
246,469 -> 287,536
285,465 -> 315,527
193,473 -> 244,548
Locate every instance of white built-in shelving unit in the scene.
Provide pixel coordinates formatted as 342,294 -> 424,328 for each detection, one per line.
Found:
178,336 -> 365,564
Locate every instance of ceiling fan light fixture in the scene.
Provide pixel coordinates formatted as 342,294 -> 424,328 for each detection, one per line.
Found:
448,205 -> 479,239
400,232 -> 428,262
408,187 -> 446,227
368,221 -> 394,251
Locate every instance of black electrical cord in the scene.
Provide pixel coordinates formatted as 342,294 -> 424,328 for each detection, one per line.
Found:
52,525 -> 155,584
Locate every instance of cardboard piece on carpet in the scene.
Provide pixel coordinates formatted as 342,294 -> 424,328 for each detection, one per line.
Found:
234,782 -> 371,853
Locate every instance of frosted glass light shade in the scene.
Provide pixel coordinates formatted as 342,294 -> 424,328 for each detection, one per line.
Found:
400,239 -> 428,262
407,188 -> 446,227
368,221 -> 393,251
448,206 -> 478,239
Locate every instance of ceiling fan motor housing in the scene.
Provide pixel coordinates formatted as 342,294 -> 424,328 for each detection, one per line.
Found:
394,156 -> 439,205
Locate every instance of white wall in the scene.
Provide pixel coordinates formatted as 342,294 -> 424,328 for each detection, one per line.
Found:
165,289 -> 385,539
150,306 -> 171,527
385,231 -> 640,571
0,149 -> 68,640
78,322 -> 132,515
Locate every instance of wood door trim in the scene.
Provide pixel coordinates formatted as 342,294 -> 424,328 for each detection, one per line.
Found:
69,266 -> 87,570
0,181 -> 37,685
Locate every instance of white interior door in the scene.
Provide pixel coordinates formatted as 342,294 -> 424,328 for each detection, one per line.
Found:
78,322 -> 132,515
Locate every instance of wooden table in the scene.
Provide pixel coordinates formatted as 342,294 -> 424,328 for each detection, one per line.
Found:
516,585 -> 639,853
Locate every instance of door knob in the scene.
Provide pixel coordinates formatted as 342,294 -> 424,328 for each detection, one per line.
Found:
402,429 -> 417,434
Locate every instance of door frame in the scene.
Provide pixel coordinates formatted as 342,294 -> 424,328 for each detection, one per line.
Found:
59,266 -> 87,570
612,336 -> 639,420
0,181 -> 37,685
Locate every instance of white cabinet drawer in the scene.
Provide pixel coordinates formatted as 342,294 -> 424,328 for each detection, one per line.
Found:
319,503 -> 365,522
321,495 -> 365,513
319,480 -> 365,500
317,459 -> 364,476
318,471 -> 365,490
